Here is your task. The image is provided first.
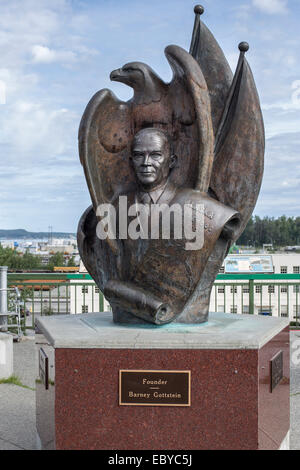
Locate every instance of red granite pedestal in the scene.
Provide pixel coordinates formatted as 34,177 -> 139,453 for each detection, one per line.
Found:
36,312 -> 290,450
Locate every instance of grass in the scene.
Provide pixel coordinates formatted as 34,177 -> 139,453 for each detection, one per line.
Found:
0,374 -> 35,391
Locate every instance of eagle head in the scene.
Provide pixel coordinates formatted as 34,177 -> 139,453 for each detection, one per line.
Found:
110,61 -> 165,104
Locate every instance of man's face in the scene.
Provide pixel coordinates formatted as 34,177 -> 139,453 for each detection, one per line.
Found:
131,131 -> 171,190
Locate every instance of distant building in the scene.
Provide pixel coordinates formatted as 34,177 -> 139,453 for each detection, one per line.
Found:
69,261 -> 110,314
211,253 -> 300,320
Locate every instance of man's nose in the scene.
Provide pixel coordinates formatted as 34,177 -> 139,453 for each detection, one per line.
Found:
142,153 -> 151,165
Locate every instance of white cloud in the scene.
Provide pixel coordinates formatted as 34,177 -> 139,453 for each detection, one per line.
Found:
0,98 -> 79,162
31,45 -> 56,63
31,44 -> 77,64
252,0 -> 288,15
281,178 -> 300,188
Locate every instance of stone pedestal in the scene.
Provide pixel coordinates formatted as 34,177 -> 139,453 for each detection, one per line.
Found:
36,312 -> 290,450
0,333 -> 13,380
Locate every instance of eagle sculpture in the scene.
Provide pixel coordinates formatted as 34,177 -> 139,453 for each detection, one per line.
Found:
77,5 -> 265,324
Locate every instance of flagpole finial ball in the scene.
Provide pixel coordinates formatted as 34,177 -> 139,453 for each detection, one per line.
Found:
194,5 -> 204,15
239,42 -> 249,52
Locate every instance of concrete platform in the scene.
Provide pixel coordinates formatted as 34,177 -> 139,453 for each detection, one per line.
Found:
36,311 -> 289,350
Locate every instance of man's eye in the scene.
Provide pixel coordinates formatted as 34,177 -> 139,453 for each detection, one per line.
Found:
151,153 -> 162,158
133,153 -> 143,159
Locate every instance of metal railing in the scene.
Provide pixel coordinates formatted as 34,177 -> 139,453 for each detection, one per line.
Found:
0,287 -> 23,339
6,272 -> 300,330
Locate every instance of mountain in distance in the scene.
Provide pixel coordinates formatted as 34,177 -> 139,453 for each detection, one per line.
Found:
0,229 -> 76,239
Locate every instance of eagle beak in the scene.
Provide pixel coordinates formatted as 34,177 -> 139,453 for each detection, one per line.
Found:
110,68 -> 128,84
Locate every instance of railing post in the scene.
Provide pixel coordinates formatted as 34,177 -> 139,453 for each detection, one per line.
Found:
249,279 -> 254,315
0,266 -> 8,331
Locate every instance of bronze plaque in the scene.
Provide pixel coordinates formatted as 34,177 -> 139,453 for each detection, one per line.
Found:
119,370 -> 191,406
39,347 -> 49,390
270,350 -> 283,393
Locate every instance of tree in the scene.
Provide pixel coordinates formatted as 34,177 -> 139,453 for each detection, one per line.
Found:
67,256 -> 76,267
237,215 -> 300,247
0,245 -> 43,270
46,252 -> 65,271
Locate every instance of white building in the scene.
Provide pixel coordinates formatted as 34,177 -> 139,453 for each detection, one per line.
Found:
69,254 -> 300,321
70,261 -> 110,314
70,280 -> 111,314
210,254 -> 300,320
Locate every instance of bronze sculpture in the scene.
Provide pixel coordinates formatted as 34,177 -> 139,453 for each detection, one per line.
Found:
77,5 -> 265,325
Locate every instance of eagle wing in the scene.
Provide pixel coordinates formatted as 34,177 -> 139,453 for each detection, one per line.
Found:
78,88 -> 134,209
165,45 -> 214,192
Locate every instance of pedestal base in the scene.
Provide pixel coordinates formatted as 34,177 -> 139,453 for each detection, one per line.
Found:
36,312 -> 290,450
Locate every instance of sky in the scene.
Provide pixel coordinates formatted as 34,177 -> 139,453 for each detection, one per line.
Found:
0,0 -> 300,232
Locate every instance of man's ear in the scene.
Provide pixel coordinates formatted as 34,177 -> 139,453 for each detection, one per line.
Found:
169,154 -> 177,169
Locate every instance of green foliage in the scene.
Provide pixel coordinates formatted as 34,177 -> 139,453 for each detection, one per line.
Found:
0,374 -> 35,390
67,256 -> 76,267
45,252 -> 65,271
0,245 -> 43,270
237,216 -> 300,247
0,244 -> 77,272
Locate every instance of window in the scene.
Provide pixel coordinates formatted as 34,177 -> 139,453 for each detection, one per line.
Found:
230,306 -> 237,314
281,286 -> 288,293
255,285 -> 262,294
293,266 -> 300,274
242,285 -> 249,293
280,305 -> 288,317
218,305 -> 225,313
242,305 -> 249,314
293,285 -> 300,294
95,287 -> 100,294
82,286 -> 89,294
230,286 -> 237,294
268,285 -> 275,294
281,266 -> 287,274
81,305 -> 88,313
293,305 -> 300,317
217,286 -> 225,294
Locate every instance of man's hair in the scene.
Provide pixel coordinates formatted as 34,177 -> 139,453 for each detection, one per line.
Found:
131,127 -> 173,154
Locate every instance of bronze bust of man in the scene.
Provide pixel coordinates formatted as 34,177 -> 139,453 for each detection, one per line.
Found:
101,126 -> 240,325
77,7 -> 264,325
